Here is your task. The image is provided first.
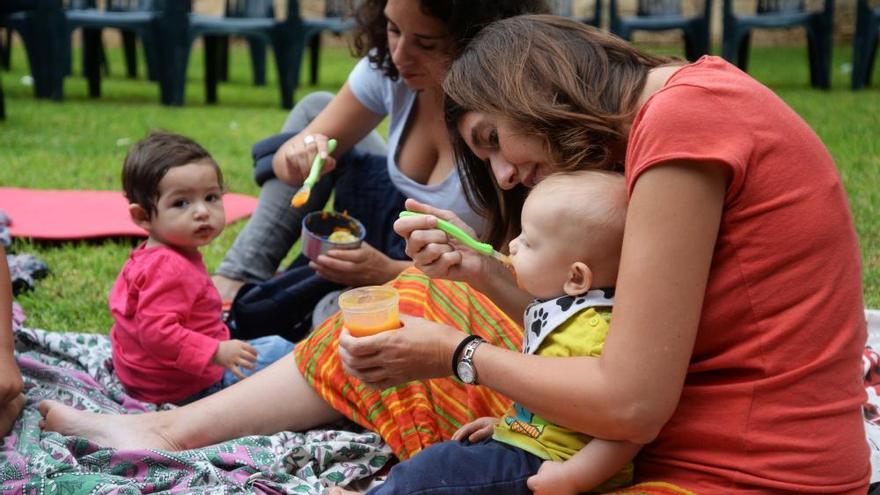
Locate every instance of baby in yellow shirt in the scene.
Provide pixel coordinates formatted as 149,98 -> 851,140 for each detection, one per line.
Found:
340,170 -> 639,495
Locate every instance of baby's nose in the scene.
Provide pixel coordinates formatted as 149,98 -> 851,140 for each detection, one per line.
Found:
193,202 -> 209,216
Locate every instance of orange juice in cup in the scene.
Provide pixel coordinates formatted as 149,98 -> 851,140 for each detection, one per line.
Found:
338,286 -> 401,336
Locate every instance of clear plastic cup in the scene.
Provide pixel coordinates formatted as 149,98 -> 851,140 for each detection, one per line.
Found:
338,286 -> 401,337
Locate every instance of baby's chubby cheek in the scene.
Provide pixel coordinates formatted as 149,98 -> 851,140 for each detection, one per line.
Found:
508,264 -> 523,290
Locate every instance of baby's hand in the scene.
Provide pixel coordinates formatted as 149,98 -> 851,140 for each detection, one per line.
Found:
452,416 -> 497,442
212,340 -> 257,379
527,460 -> 583,495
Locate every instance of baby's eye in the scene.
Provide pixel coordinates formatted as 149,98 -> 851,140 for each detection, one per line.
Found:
171,199 -> 188,208
206,193 -> 220,202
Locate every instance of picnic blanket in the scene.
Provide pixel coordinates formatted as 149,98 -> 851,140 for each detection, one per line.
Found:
3,312 -> 880,492
862,310 -> 880,484
0,327 -> 391,494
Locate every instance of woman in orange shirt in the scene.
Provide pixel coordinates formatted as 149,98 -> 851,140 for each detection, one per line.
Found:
40,15 -> 869,495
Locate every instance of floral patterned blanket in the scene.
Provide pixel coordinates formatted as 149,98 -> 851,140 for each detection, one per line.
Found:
0,327 -> 391,494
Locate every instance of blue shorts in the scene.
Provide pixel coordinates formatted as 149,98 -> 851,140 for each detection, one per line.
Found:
220,335 -> 295,386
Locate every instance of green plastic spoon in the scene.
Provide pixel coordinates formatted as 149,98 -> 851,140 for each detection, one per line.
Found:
398,211 -> 511,266
291,138 -> 338,208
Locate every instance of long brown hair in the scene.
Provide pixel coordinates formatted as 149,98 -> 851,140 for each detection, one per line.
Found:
351,0 -> 550,81
444,15 -> 676,246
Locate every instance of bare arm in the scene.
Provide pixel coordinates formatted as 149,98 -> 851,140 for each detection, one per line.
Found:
271,82 -> 385,186
0,244 -> 21,402
309,242 -> 413,288
270,83 -> 399,286
0,244 -> 24,437
528,440 -> 641,495
348,162 -> 727,443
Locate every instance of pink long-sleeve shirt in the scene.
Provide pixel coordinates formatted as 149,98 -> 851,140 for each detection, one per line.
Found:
109,244 -> 228,403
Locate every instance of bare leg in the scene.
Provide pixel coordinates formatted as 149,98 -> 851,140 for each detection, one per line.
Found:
40,354 -> 341,450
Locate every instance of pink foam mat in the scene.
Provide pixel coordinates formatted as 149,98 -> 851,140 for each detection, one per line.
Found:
0,187 -> 257,240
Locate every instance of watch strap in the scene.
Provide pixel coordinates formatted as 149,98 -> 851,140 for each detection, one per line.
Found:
452,335 -> 483,381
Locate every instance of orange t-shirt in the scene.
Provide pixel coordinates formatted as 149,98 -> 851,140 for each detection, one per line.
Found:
625,56 -> 869,494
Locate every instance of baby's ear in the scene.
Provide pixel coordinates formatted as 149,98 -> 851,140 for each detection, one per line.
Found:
128,204 -> 151,230
563,262 -> 592,297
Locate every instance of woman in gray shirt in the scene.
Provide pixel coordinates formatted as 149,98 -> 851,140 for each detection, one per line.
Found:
215,0 -> 547,341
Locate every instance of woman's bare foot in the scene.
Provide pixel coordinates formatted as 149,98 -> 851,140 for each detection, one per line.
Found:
39,400 -> 182,451
212,275 -> 246,302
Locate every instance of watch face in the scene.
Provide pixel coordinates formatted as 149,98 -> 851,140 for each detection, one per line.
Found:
457,362 -> 475,383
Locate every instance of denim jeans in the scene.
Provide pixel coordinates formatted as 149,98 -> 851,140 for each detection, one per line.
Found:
220,335 -> 295,386
365,438 -> 544,495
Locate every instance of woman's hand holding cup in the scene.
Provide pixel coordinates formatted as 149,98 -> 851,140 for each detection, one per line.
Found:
339,314 -> 463,390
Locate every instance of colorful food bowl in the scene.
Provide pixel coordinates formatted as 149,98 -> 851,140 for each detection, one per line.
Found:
301,211 -> 366,261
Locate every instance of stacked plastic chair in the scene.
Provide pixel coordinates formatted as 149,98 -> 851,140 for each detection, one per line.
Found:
4,0 -> 66,101
722,0 -> 835,89
63,0 -> 160,97
304,0 -> 358,86
610,0 -> 712,61
161,0 -> 309,108
216,0 -> 358,89
6,0 -> 161,100
214,0 -> 277,87
852,0 -> 880,89
550,0 -> 602,28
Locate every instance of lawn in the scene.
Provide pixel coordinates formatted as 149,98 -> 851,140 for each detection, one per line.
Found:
1,38 -> 878,333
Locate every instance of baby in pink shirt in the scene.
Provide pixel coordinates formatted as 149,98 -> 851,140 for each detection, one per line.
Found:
110,132 -> 294,404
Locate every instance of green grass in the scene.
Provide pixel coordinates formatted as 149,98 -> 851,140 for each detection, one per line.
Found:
1,40 -> 879,333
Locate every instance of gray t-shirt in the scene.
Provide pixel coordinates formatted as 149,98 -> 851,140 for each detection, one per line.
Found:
347,57 -> 485,235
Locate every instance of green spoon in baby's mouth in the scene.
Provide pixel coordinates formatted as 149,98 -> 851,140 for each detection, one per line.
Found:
398,211 -> 512,267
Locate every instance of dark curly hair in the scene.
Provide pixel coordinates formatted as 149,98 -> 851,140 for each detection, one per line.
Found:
350,0 -> 549,80
122,131 -> 223,218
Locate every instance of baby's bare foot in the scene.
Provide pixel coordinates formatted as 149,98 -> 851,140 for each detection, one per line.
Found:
39,400 -> 181,451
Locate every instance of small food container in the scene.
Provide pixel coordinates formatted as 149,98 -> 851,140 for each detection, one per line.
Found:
301,211 -> 366,261
338,286 -> 401,337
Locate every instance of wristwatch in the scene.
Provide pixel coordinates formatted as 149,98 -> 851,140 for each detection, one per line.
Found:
454,336 -> 485,385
